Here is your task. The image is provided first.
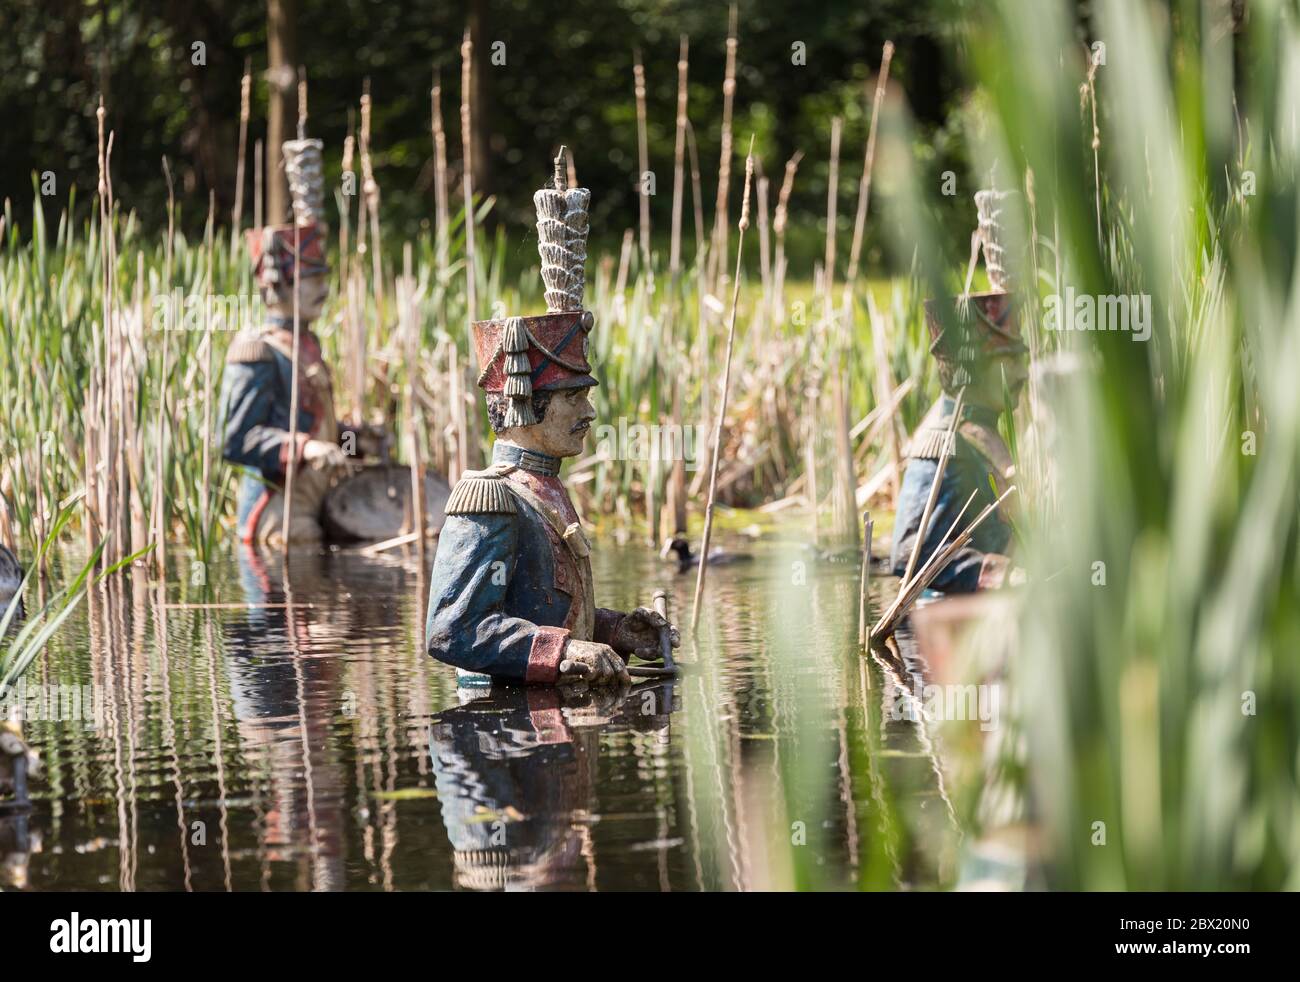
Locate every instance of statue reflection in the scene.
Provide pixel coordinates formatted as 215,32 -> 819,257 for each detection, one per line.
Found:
429,680 -> 679,891
222,545 -> 351,891
0,811 -> 38,889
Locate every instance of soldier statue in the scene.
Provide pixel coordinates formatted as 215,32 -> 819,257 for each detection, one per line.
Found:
220,135 -> 383,546
890,189 -> 1026,591
425,150 -> 679,687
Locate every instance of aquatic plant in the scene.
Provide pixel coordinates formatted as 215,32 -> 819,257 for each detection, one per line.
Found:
0,499 -> 145,692
951,0 -> 1298,890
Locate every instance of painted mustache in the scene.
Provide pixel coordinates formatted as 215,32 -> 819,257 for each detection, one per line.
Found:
570,419 -> 591,434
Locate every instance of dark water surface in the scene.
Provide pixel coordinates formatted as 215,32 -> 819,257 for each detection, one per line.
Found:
9,536 -> 960,891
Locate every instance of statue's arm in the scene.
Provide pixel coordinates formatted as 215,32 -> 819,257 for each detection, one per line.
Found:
424,512 -> 571,683
889,455 -> 996,594
220,354 -> 303,476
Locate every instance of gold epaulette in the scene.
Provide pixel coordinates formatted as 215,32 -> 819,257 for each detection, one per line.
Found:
907,426 -> 956,460
444,463 -> 519,516
226,332 -> 274,364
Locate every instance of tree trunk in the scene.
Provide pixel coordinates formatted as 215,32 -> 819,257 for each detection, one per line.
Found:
468,0 -> 490,194
266,0 -> 298,226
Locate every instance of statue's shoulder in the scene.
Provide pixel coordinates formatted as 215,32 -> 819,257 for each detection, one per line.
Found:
444,463 -> 520,516
226,330 -> 275,365
957,419 -> 1014,480
907,399 -> 955,460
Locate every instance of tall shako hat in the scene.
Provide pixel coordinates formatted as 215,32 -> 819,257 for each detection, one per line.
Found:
925,188 -> 1027,390
472,148 -> 596,428
248,115 -> 330,298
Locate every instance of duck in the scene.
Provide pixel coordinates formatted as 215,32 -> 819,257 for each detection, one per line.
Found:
660,535 -> 754,574
0,543 -> 22,622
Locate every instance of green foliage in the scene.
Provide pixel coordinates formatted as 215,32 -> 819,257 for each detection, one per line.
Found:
960,0 -> 1297,890
0,0 -> 965,260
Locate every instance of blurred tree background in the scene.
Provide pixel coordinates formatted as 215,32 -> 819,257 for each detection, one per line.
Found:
1,0 -> 978,267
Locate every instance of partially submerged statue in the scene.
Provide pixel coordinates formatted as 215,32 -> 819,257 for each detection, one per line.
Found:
425,150 -> 679,687
220,137 -> 384,545
890,190 -> 1026,591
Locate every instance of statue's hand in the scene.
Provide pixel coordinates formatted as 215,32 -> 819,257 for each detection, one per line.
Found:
559,640 -> 630,686
302,439 -> 351,472
612,607 -> 680,661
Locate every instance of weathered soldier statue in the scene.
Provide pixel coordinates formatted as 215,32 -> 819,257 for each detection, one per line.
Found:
890,190 -> 1026,591
220,136 -> 381,545
425,151 -> 679,687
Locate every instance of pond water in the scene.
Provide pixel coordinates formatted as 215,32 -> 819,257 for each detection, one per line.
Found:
7,533 -> 963,891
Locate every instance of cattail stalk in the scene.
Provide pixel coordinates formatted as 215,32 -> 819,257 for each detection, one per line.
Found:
459,31 -> 480,467
841,42 -> 893,318
400,244 -> 426,558
691,139 -> 754,633
865,290 -> 904,497
93,100 -> 113,567
824,118 -> 858,543
152,156 -> 175,580
200,193 -> 216,542
126,252 -> 146,560
253,139 -> 263,231
340,127 -> 363,417
296,67 -> 307,140
230,59 -> 251,257
360,82 -> 384,325
281,220 -> 303,551
633,53 -> 653,289
685,120 -> 711,439
448,339 -> 466,483
460,30 -> 478,325
772,151 -> 802,323
614,228 -> 634,323
707,4 -> 739,292
665,36 -> 690,536
432,69 -> 451,287
858,513 -> 874,647
669,36 -> 689,285
755,172 -> 772,331
823,117 -> 841,332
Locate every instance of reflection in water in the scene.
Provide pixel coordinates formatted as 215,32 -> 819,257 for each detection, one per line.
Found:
0,811 -> 39,889
430,682 -> 677,891
223,546 -> 350,891
15,535 -> 964,891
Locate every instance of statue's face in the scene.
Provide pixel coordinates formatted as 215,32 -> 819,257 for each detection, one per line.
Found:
265,275 -> 329,323
525,386 -> 596,458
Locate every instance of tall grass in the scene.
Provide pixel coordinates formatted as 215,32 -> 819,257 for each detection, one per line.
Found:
665,0 -> 1300,892
0,163 -> 935,571
946,0 -> 1298,890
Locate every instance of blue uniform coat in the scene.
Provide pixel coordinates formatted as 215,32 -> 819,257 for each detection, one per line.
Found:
889,396 -> 1015,592
425,443 -> 623,684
